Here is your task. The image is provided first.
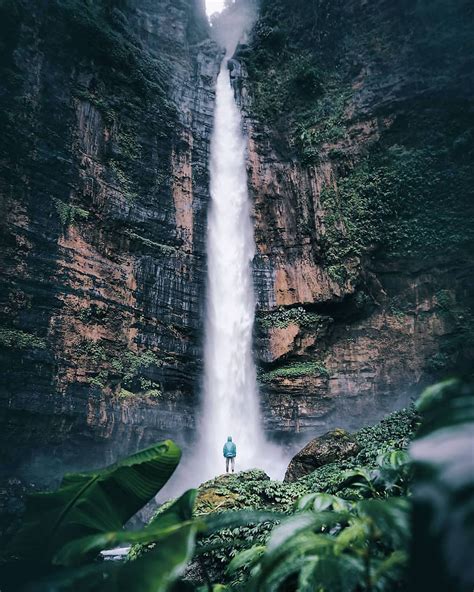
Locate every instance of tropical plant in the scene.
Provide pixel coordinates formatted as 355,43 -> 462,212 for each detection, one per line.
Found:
340,449 -> 412,498
0,440 -> 182,589
0,439 -> 281,592
2,380 -> 472,592
226,379 -> 473,592
227,494 -> 410,591
409,379 -> 474,592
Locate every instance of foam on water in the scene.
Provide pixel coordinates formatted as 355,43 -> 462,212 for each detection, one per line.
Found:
197,57 -> 284,481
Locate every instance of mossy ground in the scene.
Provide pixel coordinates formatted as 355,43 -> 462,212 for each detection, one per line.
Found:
131,406 -> 419,585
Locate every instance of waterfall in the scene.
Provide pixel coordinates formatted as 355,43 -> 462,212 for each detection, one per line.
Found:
198,57 -> 281,480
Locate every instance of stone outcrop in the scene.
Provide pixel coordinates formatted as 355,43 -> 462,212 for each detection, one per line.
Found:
284,429 -> 360,482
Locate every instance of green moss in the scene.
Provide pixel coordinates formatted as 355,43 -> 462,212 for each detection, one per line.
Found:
319,136 -> 474,274
124,230 -> 178,255
51,0 -> 173,105
430,290 -> 474,377
257,306 -> 327,330
109,160 -> 138,203
0,327 -> 46,350
293,85 -> 352,164
81,340 -> 107,364
53,198 -> 89,227
117,385 -> 161,400
78,339 -> 163,392
260,360 -> 329,383
246,0 -> 474,294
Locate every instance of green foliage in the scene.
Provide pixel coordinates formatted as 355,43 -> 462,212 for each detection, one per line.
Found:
1,440 -> 182,589
409,379 -> 474,591
109,159 -> 138,202
301,407 -> 419,495
340,450 -> 412,498
1,444 -> 281,591
430,290 -> 474,376
318,140 -> 474,271
260,361 -> 329,383
125,230 -> 178,255
232,496 -> 410,592
257,306 -> 328,330
226,382 -> 472,592
78,338 -> 162,394
53,198 -> 89,227
0,327 -> 46,350
294,86 -> 352,163
51,0 -> 171,103
55,489 -> 197,567
3,383 -> 471,591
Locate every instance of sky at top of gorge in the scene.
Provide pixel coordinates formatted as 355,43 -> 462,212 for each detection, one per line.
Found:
206,0 -> 226,16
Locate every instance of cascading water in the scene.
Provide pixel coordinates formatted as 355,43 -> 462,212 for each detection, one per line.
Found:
198,56 -> 282,481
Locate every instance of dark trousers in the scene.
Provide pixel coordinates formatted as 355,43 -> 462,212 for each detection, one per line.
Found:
226,457 -> 235,472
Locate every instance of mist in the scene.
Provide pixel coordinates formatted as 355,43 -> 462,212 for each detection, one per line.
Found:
209,0 -> 259,55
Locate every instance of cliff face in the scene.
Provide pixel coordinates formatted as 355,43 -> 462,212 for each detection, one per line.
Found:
1,0 -> 473,495
238,0 -> 474,435
0,0 -> 220,480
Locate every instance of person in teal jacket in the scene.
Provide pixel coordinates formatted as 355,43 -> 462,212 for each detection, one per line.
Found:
223,436 -> 237,473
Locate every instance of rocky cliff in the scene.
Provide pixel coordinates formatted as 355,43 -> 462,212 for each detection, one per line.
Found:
236,0 -> 474,436
0,0 -> 221,483
1,0 -> 473,498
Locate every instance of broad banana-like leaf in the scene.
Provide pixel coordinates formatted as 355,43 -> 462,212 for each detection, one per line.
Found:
226,545 -> 265,574
267,511 -> 348,552
356,498 -> 410,548
6,439 -> 181,564
415,378 -> 474,436
30,523 -> 197,592
54,489 -> 197,566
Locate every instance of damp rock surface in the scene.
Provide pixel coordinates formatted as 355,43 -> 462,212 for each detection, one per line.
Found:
284,429 -> 360,482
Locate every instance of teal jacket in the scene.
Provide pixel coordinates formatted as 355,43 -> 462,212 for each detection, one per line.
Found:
223,437 -> 236,458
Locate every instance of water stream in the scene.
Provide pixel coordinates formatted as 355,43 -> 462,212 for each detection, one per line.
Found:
197,57 -> 282,480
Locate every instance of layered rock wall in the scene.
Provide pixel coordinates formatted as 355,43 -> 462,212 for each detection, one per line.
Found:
237,0 -> 474,436
0,0 -> 221,479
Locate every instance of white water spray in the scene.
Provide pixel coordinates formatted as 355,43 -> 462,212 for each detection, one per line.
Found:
197,57 -> 282,481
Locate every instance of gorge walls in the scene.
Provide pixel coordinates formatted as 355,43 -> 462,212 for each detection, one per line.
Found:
0,0 -> 473,502
0,0 -> 221,483
237,0 -> 474,437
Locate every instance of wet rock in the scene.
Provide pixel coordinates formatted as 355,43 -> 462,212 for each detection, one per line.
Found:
0,0 -> 221,484
284,429 -> 360,482
195,469 -> 271,514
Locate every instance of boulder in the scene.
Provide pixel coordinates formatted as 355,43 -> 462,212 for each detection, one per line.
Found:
284,428 -> 360,482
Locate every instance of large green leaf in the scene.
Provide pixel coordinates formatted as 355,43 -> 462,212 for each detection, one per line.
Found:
356,498 -> 410,548
267,511 -> 349,552
252,532 -> 331,591
30,523 -> 197,592
6,439 -> 181,564
415,378 -> 474,436
410,380 -> 474,592
226,545 -> 265,575
54,489 -> 197,566
296,553 -> 365,592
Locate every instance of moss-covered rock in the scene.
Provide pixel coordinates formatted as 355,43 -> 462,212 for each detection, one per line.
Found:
284,428 -> 360,482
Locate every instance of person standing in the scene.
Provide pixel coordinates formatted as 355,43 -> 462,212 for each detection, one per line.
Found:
223,436 -> 237,473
